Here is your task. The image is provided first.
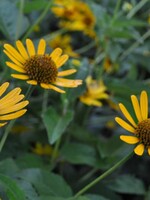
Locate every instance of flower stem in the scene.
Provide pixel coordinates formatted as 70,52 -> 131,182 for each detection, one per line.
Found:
15,0 -> 24,40
74,151 -> 133,198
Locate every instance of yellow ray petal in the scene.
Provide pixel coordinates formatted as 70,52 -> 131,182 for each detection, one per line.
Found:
11,74 -> 29,80
131,95 -> 143,122
119,103 -> 137,128
0,95 -> 25,109
120,135 -> 139,144
55,78 -> 82,87
0,87 -> 21,103
0,82 -> 9,97
27,80 -> 38,85
0,122 -> 7,127
4,44 -> 25,63
37,39 -> 46,55
147,147 -> 150,156
6,62 -> 26,73
58,69 -> 77,76
3,50 -> 23,68
0,101 -> 29,115
0,109 -> 27,120
40,83 -> 65,93
80,96 -> 102,106
50,48 -> 62,61
56,55 -> 69,68
16,40 -> 29,60
115,117 -> 135,133
134,144 -> 144,156
140,90 -> 148,120
26,39 -> 35,56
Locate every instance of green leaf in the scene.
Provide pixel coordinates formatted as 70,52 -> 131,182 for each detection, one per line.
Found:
16,168 -> 72,197
42,106 -> 74,144
86,194 -> 109,200
107,175 -> 146,194
0,174 -> 26,200
23,0 -> 49,13
0,0 -> 29,40
0,158 -> 19,176
37,196 -> 89,200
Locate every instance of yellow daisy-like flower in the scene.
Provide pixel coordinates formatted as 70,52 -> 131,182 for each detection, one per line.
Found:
115,91 -> 150,156
0,82 -> 29,127
3,39 -> 82,93
79,76 -> 109,106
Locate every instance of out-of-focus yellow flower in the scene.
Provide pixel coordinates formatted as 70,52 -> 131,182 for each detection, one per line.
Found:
115,91 -> 150,156
122,2 -> 133,12
52,0 -> 96,37
79,76 -> 109,106
71,59 -> 81,67
4,39 -> 82,93
49,34 -> 79,57
103,57 -> 119,74
0,82 -> 29,127
32,142 -> 58,157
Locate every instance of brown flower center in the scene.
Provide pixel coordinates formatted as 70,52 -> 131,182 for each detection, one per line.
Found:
135,119 -> 150,148
24,55 -> 58,84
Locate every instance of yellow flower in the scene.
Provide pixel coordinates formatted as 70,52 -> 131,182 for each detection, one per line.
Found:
0,82 -> 29,127
115,91 -> 150,156
3,39 -> 82,94
32,142 -> 57,156
49,34 -> 79,58
79,76 -> 109,106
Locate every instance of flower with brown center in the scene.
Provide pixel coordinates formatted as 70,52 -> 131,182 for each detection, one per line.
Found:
0,82 -> 29,127
115,91 -> 150,156
3,39 -> 82,93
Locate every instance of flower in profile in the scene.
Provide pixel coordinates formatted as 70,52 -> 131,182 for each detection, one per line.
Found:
3,39 -> 82,93
79,76 -> 109,106
115,91 -> 150,156
0,82 -> 29,127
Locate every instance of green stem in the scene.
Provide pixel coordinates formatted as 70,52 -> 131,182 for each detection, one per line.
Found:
0,85 -> 34,152
127,0 -> 149,19
22,0 -> 54,41
42,90 -> 49,114
74,151 -> 133,198
15,0 -> 24,40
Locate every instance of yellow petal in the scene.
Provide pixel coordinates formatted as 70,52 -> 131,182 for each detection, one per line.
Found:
11,74 -> 29,80
119,103 -> 137,128
131,95 -> 143,122
0,87 -> 21,103
26,39 -> 35,56
16,40 -> 29,60
6,62 -> 26,73
56,55 -> 69,68
0,101 -> 29,115
50,48 -> 62,61
0,122 -> 7,127
134,144 -> 144,156
4,44 -> 25,63
37,39 -> 46,55
120,135 -> 139,144
58,69 -> 77,76
147,147 -> 150,156
3,50 -> 23,67
40,83 -> 65,93
27,80 -> 38,85
0,109 -> 27,120
140,90 -> 148,120
0,82 -> 9,97
115,117 -> 135,133
80,96 -> 102,106
55,78 -> 82,87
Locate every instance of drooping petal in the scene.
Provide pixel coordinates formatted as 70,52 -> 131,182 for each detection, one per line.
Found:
119,103 -> 137,128
16,40 -> 29,60
120,135 -> 139,144
40,83 -> 65,93
58,69 -> 77,76
80,96 -> 102,106
4,44 -> 26,64
11,74 -> 29,80
0,82 -> 9,97
56,55 -> 69,68
0,109 -> 27,120
131,95 -> 143,122
37,39 -> 46,55
3,50 -> 23,67
0,122 -> 7,127
0,88 -> 21,103
26,39 -> 35,56
27,80 -> 38,85
50,48 -> 62,61
134,144 -> 144,156
115,117 -> 135,133
140,90 -> 148,120
55,78 -> 82,87
6,62 -> 26,73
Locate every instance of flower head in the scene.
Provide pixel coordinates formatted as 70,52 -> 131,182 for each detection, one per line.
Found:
3,39 -> 82,93
0,82 -> 29,127
79,76 -> 109,106
115,91 -> 150,156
